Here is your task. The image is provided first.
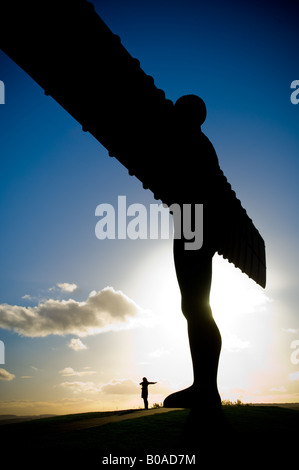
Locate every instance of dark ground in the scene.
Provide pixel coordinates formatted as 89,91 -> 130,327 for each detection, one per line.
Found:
0,405 -> 297,466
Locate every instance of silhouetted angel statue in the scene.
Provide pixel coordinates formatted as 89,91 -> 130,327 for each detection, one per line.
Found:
1,0 -> 266,424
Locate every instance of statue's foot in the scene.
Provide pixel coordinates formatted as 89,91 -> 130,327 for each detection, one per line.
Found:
163,386 -> 195,408
164,386 -> 235,451
163,385 -> 221,410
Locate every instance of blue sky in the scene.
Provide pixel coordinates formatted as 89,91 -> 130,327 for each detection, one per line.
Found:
0,0 -> 299,414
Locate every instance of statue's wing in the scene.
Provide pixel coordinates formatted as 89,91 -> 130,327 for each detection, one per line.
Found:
0,0 -> 266,287
216,175 -> 266,288
0,0 -> 172,201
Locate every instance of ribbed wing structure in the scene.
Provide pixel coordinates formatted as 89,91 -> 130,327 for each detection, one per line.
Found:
217,178 -> 266,288
0,0 -> 266,287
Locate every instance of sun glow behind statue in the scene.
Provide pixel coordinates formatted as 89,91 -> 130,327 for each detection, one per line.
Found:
126,243 -> 272,403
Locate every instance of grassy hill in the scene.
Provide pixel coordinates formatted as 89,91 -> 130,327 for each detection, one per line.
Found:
0,405 -> 297,465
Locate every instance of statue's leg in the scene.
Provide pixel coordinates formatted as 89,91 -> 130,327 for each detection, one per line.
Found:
164,233 -> 221,410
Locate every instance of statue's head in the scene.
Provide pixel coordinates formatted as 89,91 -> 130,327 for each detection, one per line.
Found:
174,94 -> 207,128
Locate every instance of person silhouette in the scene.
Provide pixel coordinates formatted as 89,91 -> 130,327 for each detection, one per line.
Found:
163,95 -> 227,414
140,377 -> 157,409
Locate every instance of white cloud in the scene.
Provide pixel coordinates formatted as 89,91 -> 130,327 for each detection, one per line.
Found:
60,381 -> 100,394
269,386 -> 287,392
283,328 -> 298,334
68,338 -> 87,351
0,368 -> 15,381
149,347 -> 170,359
289,371 -> 299,381
0,286 -> 151,337
59,367 -> 96,377
22,294 -> 32,300
100,379 -> 139,395
223,332 -> 251,352
59,378 -> 139,396
57,283 -> 78,293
